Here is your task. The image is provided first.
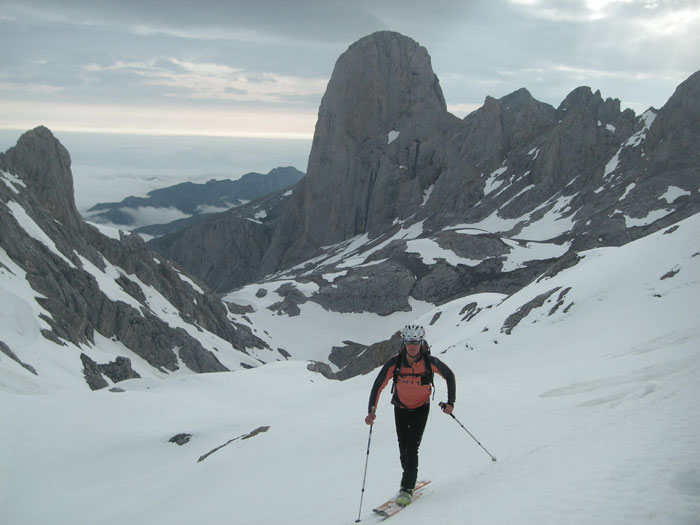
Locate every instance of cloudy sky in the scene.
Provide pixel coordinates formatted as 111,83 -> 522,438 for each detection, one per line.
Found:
1,0 -> 699,140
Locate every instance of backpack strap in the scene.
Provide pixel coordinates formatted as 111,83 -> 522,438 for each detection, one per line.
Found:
422,342 -> 435,391
421,342 -> 435,400
390,349 -> 404,395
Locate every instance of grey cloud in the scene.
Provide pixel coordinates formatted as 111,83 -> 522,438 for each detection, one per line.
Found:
1,0 -> 697,132
3,0 -> 385,44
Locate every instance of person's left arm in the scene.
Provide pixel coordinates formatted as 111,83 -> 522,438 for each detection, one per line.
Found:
430,356 -> 456,408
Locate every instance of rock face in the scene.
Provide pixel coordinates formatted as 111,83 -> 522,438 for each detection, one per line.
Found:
150,186 -> 289,293
0,127 -> 268,389
424,85 -> 637,235
0,127 -> 82,231
268,31 -> 459,269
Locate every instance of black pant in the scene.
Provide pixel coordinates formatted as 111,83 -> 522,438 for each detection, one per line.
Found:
394,403 -> 430,490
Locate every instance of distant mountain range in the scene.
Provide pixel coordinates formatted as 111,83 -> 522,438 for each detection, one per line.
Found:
85,166 -> 304,237
151,31 -> 698,295
1,30 -> 698,390
150,31 -> 699,376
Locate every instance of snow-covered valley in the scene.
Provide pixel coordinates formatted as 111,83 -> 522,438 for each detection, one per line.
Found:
2,212 -> 699,524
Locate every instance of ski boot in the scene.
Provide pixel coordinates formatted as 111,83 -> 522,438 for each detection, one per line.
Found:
396,488 -> 413,507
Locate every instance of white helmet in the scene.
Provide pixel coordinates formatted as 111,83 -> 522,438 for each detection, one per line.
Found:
401,324 -> 425,343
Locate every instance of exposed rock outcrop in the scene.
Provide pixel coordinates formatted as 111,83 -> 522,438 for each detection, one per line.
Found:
268,31 -> 459,269
1,127 -> 268,389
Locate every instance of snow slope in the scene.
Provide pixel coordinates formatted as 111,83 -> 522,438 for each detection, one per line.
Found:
1,213 -> 699,524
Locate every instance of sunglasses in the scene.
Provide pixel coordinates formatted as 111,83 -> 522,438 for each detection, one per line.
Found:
404,339 -> 422,345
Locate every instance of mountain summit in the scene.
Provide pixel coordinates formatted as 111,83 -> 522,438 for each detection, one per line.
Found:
271,31 -> 459,267
1,126 -> 82,231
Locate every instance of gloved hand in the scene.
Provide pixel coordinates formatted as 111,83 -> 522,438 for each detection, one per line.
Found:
439,402 -> 454,415
364,409 -> 376,425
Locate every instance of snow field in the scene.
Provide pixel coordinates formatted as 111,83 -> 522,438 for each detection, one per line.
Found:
1,212 -> 699,524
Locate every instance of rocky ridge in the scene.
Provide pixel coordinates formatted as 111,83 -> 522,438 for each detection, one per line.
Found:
0,127 -> 272,390
150,32 -> 699,378
152,33 -> 699,291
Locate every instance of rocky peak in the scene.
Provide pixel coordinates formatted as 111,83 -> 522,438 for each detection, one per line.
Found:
0,126 -> 82,231
459,87 -> 557,158
489,87 -> 537,108
557,86 -> 621,119
422,87 -> 559,228
317,30 -> 449,136
643,70 -> 700,178
647,70 -> 700,141
558,86 -> 600,113
556,87 -> 635,135
267,31 -> 459,269
657,70 -> 700,115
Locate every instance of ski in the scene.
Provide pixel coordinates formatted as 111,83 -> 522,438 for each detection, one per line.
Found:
372,480 -> 431,520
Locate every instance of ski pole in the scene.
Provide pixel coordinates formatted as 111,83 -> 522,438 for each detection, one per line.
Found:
355,423 -> 373,522
440,402 -> 497,462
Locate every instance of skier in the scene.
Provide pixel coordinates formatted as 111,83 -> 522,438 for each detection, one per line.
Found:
364,324 -> 456,507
